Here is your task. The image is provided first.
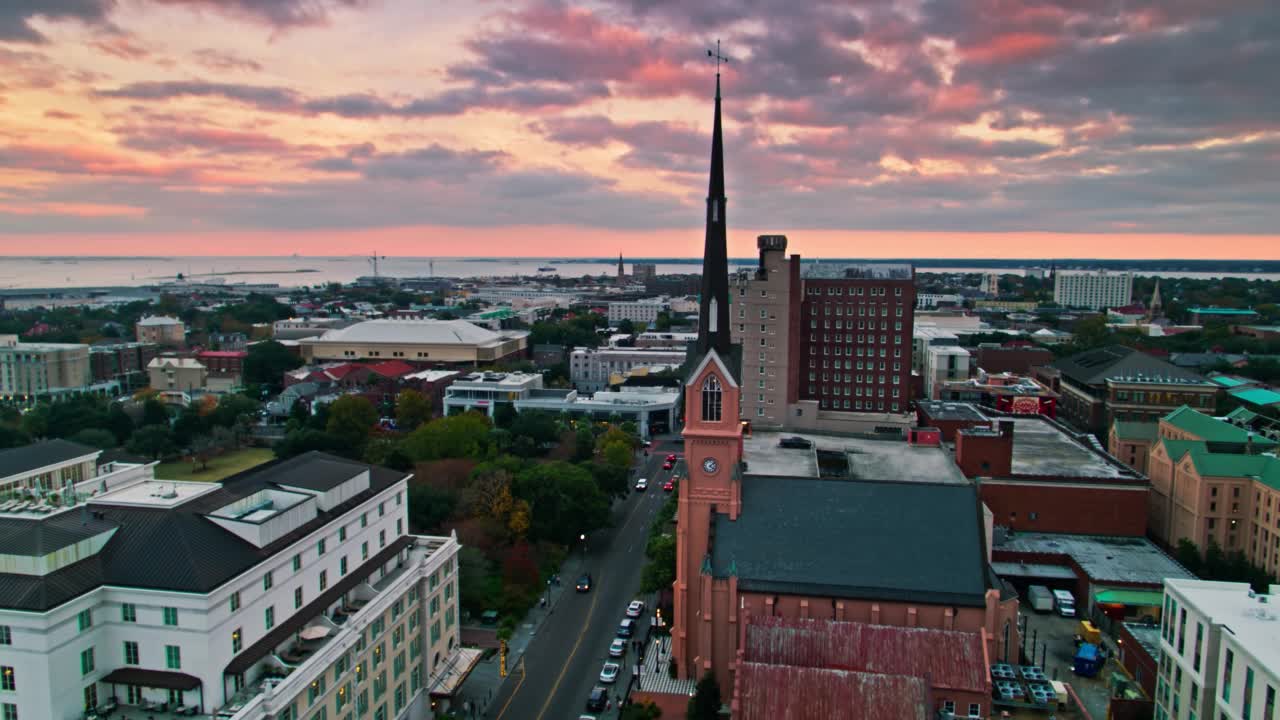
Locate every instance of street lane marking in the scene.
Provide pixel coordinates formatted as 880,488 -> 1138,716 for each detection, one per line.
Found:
535,575 -> 601,720
493,657 -> 526,720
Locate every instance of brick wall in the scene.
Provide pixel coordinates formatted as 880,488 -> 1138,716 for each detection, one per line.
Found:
980,480 -> 1149,536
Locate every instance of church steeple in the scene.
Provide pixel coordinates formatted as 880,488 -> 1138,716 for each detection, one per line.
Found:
697,66 -> 732,361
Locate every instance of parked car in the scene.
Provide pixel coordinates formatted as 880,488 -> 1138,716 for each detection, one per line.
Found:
663,479 -> 675,492
634,478 -> 648,491
779,436 -> 813,449
626,600 -> 645,618
616,619 -> 636,638
576,574 -> 593,593
586,687 -> 608,712
609,638 -> 626,657
599,662 -> 621,684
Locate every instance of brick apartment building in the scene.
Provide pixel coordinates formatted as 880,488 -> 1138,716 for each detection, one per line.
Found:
89,340 -> 158,391
731,234 -> 915,433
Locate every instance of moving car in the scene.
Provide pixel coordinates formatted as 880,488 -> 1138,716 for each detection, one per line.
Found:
663,479 -> 675,492
576,574 -> 593,593
779,436 -> 813,449
662,461 -> 673,470
599,662 -> 621,684
634,478 -> 648,491
616,619 -> 636,638
609,638 -> 626,657
586,687 -> 608,712
626,600 -> 645,618
666,454 -> 677,462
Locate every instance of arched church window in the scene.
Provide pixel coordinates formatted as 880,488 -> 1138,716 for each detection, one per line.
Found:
701,374 -> 722,422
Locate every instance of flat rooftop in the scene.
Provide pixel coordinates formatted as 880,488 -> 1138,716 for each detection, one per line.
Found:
916,401 -> 988,422
89,480 -> 221,508
994,532 -> 1195,586
744,431 -> 967,485
1007,416 -> 1130,479
1165,579 -> 1280,672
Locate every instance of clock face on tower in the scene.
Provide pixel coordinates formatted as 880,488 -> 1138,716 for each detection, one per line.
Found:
701,457 -> 719,475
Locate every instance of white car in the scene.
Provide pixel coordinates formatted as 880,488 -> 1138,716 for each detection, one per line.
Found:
634,478 -> 648,491
599,662 -> 620,684
626,600 -> 645,618
609,638 -> 626,657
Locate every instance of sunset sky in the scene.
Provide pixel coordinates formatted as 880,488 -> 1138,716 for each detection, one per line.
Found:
0,0 -> 1277,259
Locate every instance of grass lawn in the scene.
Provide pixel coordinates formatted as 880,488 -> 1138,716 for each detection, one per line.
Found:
155,447 -> 275,482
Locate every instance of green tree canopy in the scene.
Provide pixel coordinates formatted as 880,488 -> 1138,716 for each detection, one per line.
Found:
275,428 -> 355,459
244,340 -> 304,390
395,389 -> 431,432
127,424 -> 176,460
325,395 -> 378,451
687,672 -> 722,720
402,412 -> 492,462
69,428 -> 118,450
640,533 -> 676,593
142,398 -> 170,427
512,461 -> 610,545
407,483 -> 457,534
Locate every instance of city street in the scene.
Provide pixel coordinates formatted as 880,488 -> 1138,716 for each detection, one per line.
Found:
485,436 -> 682,720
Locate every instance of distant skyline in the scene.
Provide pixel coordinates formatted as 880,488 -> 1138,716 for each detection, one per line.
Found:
1,1 -> 1278,259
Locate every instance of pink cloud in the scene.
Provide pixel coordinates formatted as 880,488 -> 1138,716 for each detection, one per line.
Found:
961,32 -> 1061,65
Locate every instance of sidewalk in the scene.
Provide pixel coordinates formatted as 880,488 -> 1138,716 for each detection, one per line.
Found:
451,549 -> 588,719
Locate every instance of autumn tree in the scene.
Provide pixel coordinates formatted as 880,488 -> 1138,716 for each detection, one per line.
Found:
326,395 -> 378,453
395,389 -> 431,432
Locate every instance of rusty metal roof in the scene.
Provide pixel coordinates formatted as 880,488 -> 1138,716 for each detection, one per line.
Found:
736,662 -> 928,720
744,616 -> 990,694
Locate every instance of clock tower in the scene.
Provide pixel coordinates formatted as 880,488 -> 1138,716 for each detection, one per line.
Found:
671,54 -> 744,682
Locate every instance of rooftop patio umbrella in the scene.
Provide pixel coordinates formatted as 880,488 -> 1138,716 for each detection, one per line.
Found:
298,625 -> 331,641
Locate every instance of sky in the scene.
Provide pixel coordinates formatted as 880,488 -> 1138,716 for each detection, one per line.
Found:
0,0 -> 1277,259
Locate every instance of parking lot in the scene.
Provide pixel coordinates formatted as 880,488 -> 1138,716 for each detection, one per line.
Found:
1019,609 -> 1115,720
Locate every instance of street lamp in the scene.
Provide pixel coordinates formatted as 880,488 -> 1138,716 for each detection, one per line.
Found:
580,533 -> 587,558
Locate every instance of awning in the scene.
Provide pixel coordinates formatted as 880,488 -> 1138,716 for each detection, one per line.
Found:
224,536 -> 413,675
101,668 -> 202,691
428,648 -> 484,698
1094,588 -> 1164,607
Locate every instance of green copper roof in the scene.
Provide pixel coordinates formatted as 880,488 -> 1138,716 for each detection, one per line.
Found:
1161,405 -> 1276,445
1226,406 -> 1258,423
1189,307 -> 1258,315
1159,438 -> 1280,489
1112,420 -> 1158,442
1209,375 -> 1251,388
1230,387 -> 1280,407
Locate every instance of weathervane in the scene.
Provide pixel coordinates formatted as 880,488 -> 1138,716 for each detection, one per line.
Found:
707,39 -> 729,75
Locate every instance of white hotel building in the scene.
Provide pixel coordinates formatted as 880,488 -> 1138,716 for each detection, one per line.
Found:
1053,270 -> 1134,310
0,452 -> 465,720
1155,578 -> 1279,720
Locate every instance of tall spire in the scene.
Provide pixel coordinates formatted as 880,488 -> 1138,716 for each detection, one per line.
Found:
697,52 -> 731,361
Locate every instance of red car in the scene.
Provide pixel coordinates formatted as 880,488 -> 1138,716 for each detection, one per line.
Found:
663,479 -> 675,492
662,461 -> 673,470
666,454 -> 677,463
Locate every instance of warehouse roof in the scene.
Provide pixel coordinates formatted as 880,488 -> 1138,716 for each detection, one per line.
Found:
736,663 -> 928,720
307,319 -> 526,347
1053,345 -> 1206,387
712,477 -> 990,606
1229,387 -> 1280,407
994,532 -> 1195,586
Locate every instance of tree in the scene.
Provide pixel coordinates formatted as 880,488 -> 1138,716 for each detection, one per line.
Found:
513,462 -> 610,545
19,404 -> 49,438
243,340 -> 303,390
603,441 -> 633,469
687,672 -> 722,720
492,402 -> 518,429
463,467 -> 516,524
407,483 -> 457,533
105,404 -> 135,444
1071,315 -> 1111,350
0,425 -> 29,449
590,461 -> 631,498
640,533 -> 676,593
502,540 -> 540,590
1175,538 -> 1203,575
653,311 -> 673,332
395,390 -> 431,432
616,319 -> 636,335
142,398 -> 170,427
326,395 -> 378,452
402,412 -> 491,461
1204,538 -> 1228,579
211,394 -> 260,430
127,424 -> 176,460
69,428 -> 118,450
573,424 -> 596,462
171,406 -> 209,448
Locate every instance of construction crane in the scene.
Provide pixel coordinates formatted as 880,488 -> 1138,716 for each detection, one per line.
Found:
368,251 -> 386,279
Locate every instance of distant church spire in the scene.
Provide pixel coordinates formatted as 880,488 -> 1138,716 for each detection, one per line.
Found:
617,252 -> 624,285
1147,279 -> 1163,322
697,43 -> 732,361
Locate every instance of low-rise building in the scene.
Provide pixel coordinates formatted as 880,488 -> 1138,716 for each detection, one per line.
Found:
0,334 -> 94,399
0,439 -> 155,501
135,316 -> 185,346
936,370 -> 1059,417
1045,345 -> 1218,434
443,371 -> 678,437
299,319 -> 528,366
272,317 -> 353,341
634,331 -> 697,348
148,356 -> 208,395
924,345 -> 971,399
1155,579 -> 1280,720
607,298 -> 668,325
1188,307 -> 1260,325
0,452 -> 467,720
89,341 -> 158,392
568,347 -> 687,392
632,263 -> 657,283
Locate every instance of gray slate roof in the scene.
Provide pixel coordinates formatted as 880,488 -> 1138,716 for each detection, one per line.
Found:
0,439 -> 98,479
0,510 -> 116,555
712,476 -> 991,607
1054,345 -> 1204,387
0,452 -> 406,612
